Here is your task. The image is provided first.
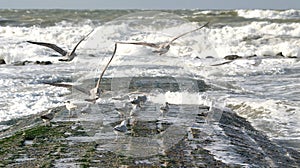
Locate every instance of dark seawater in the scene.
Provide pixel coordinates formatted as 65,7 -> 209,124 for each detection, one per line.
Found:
1,9 -> 299,27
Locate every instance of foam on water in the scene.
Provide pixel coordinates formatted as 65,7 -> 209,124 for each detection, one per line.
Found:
237,9 -> 300,20
227,98 -> 300,138
0,64 -> 72,122
207,22 -> 300,57
0,24 -> 94,63
148,91 -> 222,106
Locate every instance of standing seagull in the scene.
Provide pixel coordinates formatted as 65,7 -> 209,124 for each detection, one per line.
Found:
65,101 -> 77,116
117,22 -> 209,55
27,29 -> 94,62
137,95 -> 147,105
40,109 -> 56,126
113,120 -> 128,135
160,102 -> 170,117
130,103 -> 141,117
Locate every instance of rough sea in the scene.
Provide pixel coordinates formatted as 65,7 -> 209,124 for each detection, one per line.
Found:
0,9 -> 300,166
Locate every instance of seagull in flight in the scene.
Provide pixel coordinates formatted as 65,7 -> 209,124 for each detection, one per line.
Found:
27,29 -> 94,62
117,22 -> 209,55
42,43 -> 118,103
85,43 -> 118,102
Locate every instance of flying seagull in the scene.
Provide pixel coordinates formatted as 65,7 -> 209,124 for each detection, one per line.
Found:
42,43 -> 118,102
27,29 -> 94,62
117,22 -> 209,55
85,43 -> 118,102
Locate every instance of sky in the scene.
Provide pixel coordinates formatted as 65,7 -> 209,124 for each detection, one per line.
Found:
0,0 -> 300,10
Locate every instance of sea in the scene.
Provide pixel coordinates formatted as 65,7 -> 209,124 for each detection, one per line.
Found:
0,9 -> 300,166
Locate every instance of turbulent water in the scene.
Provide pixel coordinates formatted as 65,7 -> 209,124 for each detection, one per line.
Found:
0,9 -> 300,166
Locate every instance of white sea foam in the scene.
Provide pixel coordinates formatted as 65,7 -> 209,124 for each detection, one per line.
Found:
0,24 -> 93,64
227,98 -> 300,140
207,22 -> 300,57
201,124 -> 251,166
1,14 -> 299,64
0,64 -> 72,122
237,9 -> 300,20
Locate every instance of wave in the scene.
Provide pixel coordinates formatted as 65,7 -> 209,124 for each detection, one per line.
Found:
236,9 -> 300,20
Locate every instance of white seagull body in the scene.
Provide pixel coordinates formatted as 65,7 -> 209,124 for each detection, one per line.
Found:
160,102 -> 170,117
130,103 -> 141,117
65,101 -> 77,115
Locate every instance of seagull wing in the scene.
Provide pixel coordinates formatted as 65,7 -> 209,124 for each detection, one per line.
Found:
69,29 -> 95,57
118,41 -> 160,49
43,82 -> 73,88
95,43 -> 118,92
43,82 -> 90,95
169,22 -> 209,44
27,41 -> 68,56
86,43 -> 118,103
72,85 -> 91,95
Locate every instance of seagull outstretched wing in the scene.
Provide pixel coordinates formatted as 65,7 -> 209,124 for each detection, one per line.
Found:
68,29 -> 95,57
168,22 -> 209,45
117,41 -> 159,49
27,41 -> 68,56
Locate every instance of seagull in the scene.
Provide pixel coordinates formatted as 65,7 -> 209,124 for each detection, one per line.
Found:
40,42 -> 117,104
65,101 -> 77,115
44,43 -> 118,103
40,109 -> 56,126
113,120 -> 128,135
137,95 -> 147,105
117,22 -> 209,55
131,97 -> 141,106
85,43 -> 118,102
130,95 -> 147,107
27,29 -> 94,62
160,102 -> 170,117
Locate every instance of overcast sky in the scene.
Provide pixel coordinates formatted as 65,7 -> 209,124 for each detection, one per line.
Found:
0,0 -> 299,10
